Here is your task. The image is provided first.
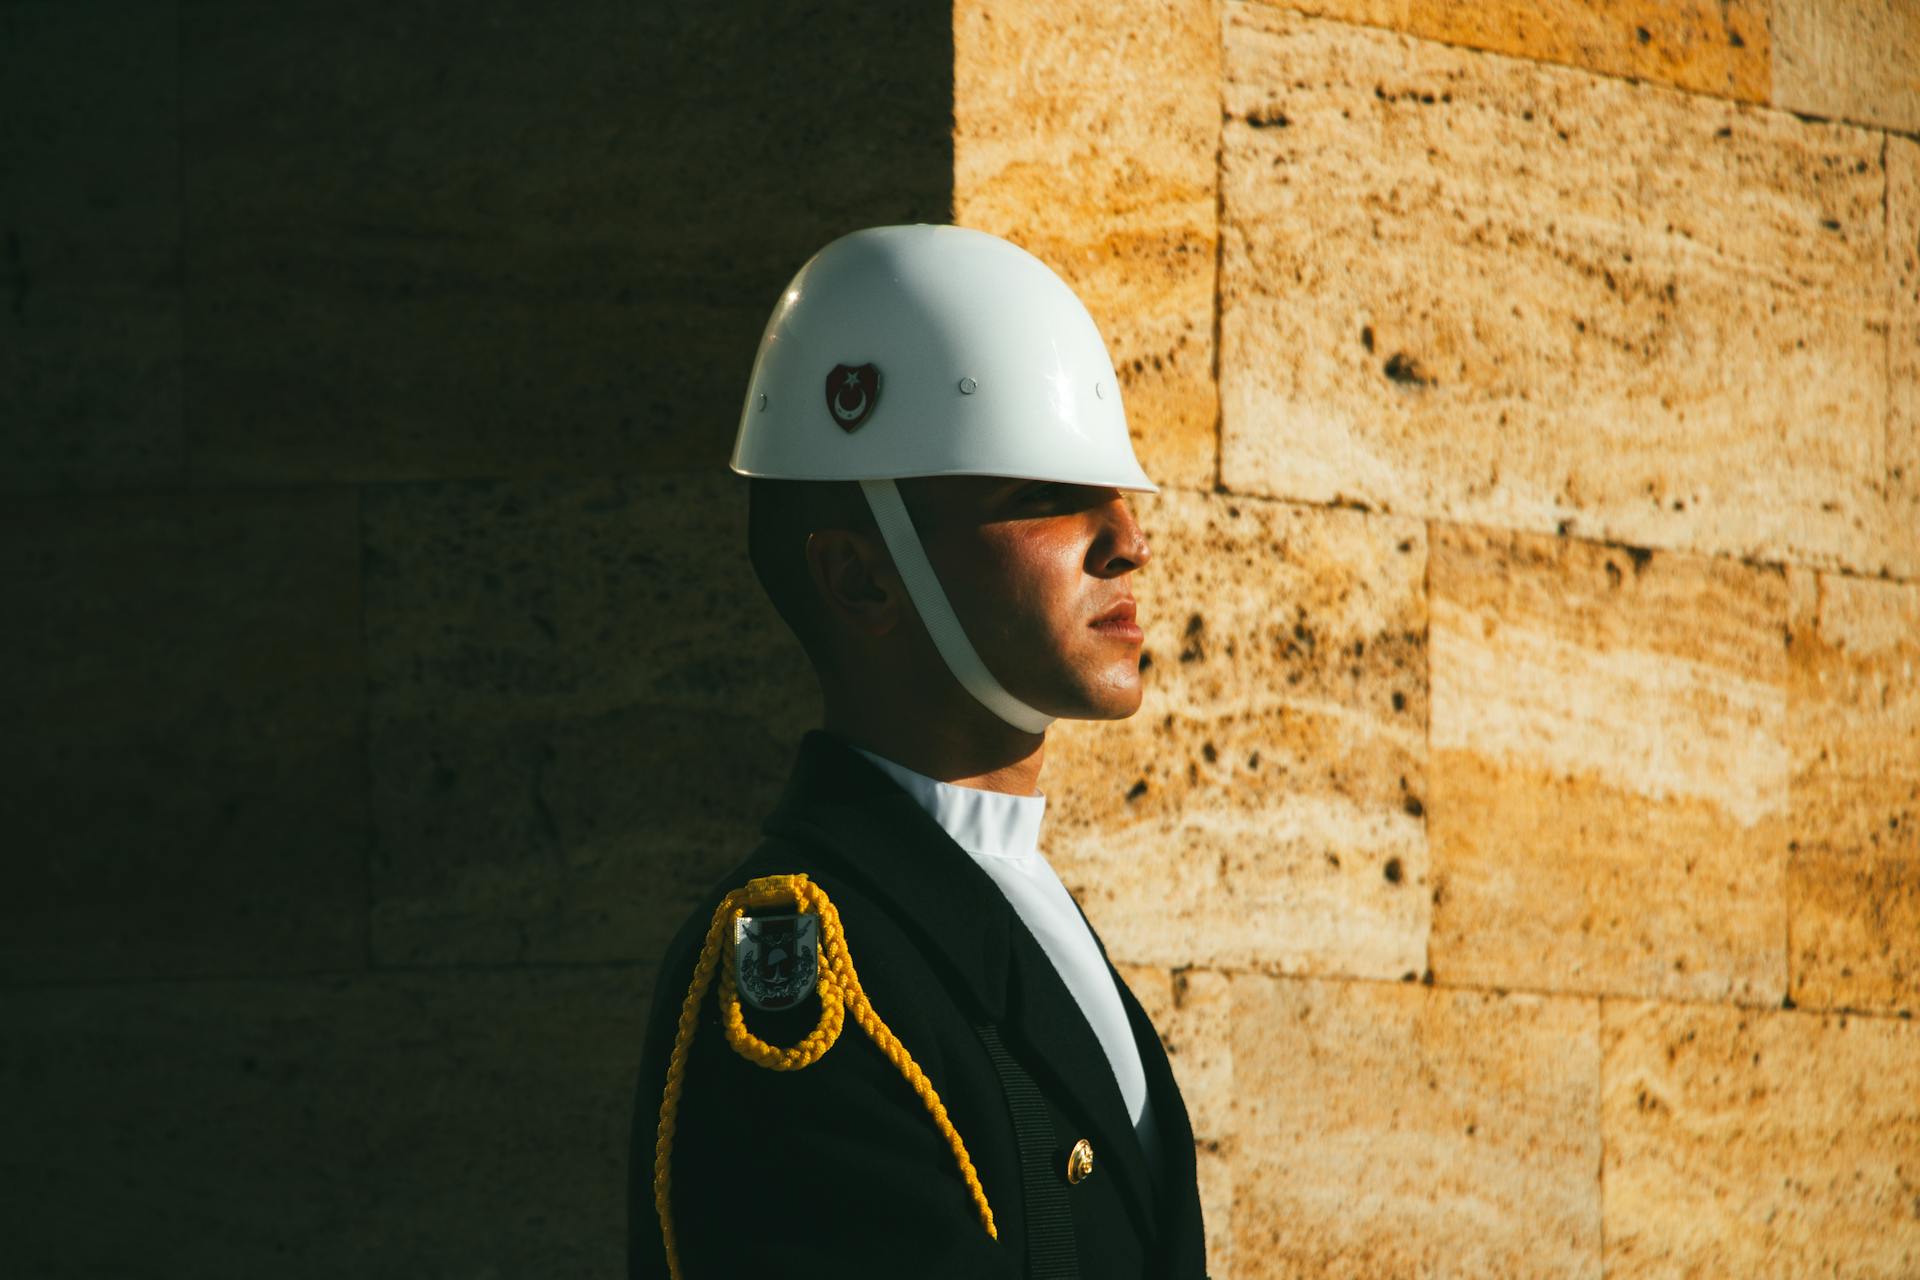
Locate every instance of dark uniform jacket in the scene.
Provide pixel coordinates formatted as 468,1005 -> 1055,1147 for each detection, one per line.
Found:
627,729 -> 1208,1278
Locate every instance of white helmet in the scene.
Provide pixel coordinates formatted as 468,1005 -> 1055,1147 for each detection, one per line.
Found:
730,223 -> 1157,734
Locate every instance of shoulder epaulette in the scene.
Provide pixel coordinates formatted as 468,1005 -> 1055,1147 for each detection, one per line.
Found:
650,873 -> 996,1277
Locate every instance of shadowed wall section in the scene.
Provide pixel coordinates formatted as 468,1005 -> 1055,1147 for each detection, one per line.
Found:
1,0 -> 948,1272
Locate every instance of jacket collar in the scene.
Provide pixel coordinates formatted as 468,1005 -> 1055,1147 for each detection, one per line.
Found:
848,744 -> 1049,860
761,730 -> 1015,1022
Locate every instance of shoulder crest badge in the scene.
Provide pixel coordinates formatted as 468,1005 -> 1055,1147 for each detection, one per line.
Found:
733,912 -> 819,1012
655,873 -> 999,1268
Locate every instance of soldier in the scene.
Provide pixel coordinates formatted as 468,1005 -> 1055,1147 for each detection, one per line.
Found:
629,223 -> 1207,1279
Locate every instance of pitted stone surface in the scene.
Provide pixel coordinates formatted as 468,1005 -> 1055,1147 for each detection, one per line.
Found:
1893,137 -> 1920,581
1220,7 -> 1899,578
1773,0 -> 1920,134
1232,974 -> 1601,1278
1262,0 -> 1769,101
0,490 -> 366,982
954,0 -> 1220,490
1,967 -> 647,1276
1045,489 -> 1428,979
1,0 -> 183,493
361,471 -> 818,965
1428,523 -> 1791,1004
1786,568 -> 1920,1016
1603,999 -> 1920,1277
1118,964 -> 1232,1280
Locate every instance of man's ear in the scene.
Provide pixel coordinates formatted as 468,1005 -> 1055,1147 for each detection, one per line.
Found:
804,528 -> 903,637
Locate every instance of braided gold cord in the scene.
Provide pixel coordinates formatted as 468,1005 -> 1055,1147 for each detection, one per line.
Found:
652,874 -> 996,1279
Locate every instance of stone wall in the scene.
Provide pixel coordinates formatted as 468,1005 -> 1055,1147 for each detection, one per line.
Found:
981,2 -> 1918,1275
4,0 -> 1915,1276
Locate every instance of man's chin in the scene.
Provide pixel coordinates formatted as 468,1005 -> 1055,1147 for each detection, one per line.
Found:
1007,656 -> 1143,722
1055,678 -> 1145,721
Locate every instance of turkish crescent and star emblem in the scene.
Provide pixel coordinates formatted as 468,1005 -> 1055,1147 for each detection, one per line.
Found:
734,912 -> 820,1012
824,363 -> 880,432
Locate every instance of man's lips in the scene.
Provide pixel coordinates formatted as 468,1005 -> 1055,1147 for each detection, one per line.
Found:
1089,599 -> 1142,643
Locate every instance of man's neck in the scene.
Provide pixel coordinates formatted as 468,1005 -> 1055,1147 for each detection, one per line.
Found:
820,703 -> 1046,797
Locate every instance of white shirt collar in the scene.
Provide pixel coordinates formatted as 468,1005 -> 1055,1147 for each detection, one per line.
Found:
851,745 -> 1046,861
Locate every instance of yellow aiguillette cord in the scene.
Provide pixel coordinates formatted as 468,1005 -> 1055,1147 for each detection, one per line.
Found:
651,873 -> 996,1278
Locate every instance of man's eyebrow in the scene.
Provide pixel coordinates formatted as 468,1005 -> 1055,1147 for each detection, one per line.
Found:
1001,479 -> 1069,505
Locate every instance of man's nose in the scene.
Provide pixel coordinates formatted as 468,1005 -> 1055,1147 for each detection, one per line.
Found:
1091,492 -> 1151,575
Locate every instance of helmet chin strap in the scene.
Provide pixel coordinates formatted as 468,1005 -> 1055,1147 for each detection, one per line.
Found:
858,478 -> 1056,736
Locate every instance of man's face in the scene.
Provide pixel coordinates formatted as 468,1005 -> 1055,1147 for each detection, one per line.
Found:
899,475 -> 1153,721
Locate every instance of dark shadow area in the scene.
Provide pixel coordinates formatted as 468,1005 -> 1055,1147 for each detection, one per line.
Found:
0,0 -> 951,1271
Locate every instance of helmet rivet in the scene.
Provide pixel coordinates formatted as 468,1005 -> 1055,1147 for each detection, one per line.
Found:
1094,381 -> 1105,400
756,392 -> 768,411
958,377 -> 977,395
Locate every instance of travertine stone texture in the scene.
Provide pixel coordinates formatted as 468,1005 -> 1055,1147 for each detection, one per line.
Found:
1773,0 -> 1920,134
183,0 -> 951,485
1045,489 -> 1429,980
1429,523 -> 1791,1003
1786,568 -> 1920,1016
1894,137 -> 1920,581
1118,964 -> 1233,1280
1265,0 -> 1769,101
1233,974 -> 1602,1278
954,0 -> 1220,490
0,966 -> 647,1276
0,0 -> 183,493
362,471 -> 820,966
0,490 -> 367,982
1220,6 -> 1901,579
1603,999 -> 1920,1277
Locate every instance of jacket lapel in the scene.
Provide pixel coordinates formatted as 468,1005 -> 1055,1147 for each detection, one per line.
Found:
1073,890 -> 1207,1247
1112,961 -> 1203,1249
1001,917 -> 1161,1232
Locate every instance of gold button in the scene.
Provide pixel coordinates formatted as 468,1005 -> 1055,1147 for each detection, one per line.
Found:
1065,1137 -> 1095,1185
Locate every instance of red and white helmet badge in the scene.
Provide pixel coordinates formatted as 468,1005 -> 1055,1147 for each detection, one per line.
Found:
824,363 -> 880,432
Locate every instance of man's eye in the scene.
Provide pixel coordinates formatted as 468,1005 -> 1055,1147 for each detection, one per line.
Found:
1023,483 -> 1062,501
